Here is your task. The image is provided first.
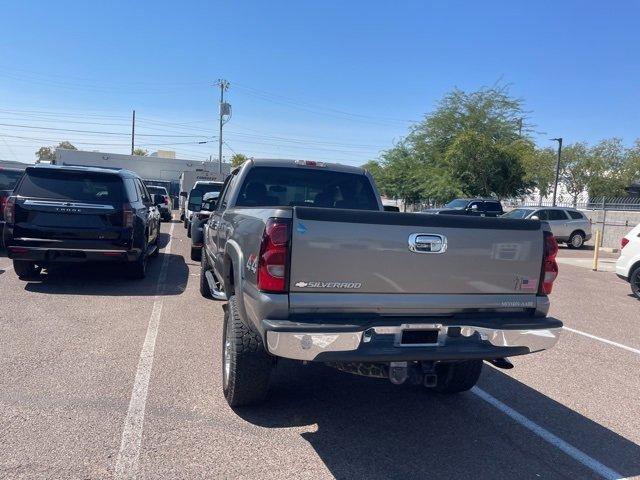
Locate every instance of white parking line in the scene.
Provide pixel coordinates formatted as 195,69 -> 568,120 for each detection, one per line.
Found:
114,223 -> 175,479
563,326 -> 640,356
472,387 -> 624,480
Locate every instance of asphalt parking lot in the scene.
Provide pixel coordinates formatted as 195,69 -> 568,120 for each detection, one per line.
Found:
1,219 -> 639,480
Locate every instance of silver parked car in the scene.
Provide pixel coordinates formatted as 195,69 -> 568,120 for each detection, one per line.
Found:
503,207 -> 592,248
189,191 -> 219,261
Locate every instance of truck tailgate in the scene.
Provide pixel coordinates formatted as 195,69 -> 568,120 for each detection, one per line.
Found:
289,207 -> 543,296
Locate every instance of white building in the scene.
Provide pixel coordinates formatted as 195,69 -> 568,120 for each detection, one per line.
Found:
52,149 -> 230,182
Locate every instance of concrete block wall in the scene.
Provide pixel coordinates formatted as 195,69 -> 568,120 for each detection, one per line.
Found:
582,210 -> 640,249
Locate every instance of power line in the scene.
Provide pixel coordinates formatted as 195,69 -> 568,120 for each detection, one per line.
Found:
0,122 -> 213,138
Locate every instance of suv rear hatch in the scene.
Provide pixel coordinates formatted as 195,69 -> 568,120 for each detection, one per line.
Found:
11,168 -> 128,244
288,208 -> 545,314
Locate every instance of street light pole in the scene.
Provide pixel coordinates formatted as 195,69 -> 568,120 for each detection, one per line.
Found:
551,137 -> 563,206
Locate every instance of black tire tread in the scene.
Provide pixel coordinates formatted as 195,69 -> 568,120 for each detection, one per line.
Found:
567,231 -> 585,249
200,250 -> 212,298
13,260 -> 41,279
223,295 -> 272,407
630,265 -> 640,300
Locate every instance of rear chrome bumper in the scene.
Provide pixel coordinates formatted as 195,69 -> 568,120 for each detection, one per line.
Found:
263,318 -> 562,362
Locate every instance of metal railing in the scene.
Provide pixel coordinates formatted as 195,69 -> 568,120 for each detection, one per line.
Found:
512,197 -> 640,212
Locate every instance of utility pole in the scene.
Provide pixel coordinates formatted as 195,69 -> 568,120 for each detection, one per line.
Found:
216,79 -> 231,174
551,137 -> 563,206
131,110 -> 136,155
517,118 -> 523,137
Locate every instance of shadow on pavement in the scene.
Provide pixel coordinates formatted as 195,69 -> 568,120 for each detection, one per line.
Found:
21,251 -> 188,296
237,360 -> 640,480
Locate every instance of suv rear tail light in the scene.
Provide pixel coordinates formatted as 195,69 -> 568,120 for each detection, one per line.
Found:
540,231 -> 559,295
122,203 -> 134,228
257,217 -> 291,293
3,196 -> 15,224
621,237 -> 629,249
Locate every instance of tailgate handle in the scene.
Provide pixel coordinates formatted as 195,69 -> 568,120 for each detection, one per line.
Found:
408,233 -> 447,254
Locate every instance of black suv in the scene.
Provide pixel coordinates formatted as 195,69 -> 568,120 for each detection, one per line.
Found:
422,198 -> 504,217
1,167 -> 24,247
3,165 -> 161,279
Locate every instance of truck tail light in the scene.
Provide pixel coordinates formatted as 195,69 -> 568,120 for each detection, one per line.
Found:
257,217 -> 291,293
122,203 -> 134,228
621,237 -> 629,249
3,196 -> 15,224
540,231 -> 559,295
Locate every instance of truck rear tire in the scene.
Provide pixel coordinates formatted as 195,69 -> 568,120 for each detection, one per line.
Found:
434,360 -> 483,394
191,246 -> 201,262
222,295 -> 273,407
13,260 -> 41,280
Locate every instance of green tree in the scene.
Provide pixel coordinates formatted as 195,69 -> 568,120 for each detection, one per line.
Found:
35,141 -> 77,162
132,148 -> 148,156
586,138 -> 628,198
560,143 -> 590,205
230,153 -> 248,168
523,147 -> 556,199
407,85 -> 532,199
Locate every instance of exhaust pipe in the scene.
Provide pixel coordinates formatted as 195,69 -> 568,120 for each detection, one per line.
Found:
489,357 -> 514,369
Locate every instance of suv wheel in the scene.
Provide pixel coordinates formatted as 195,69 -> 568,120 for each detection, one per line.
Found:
222,295 -> 273,407
630,266 -> 640,300
126,250 -> 147,279
13,260 -> 42,280
567,231 -> 585,249
199,250 -> 213,299
434,360 -> 483,394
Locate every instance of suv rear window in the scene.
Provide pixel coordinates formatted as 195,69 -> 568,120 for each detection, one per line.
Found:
147,186 -> 168,196
235,166 -> 379,210
567,210 -> 584,220
17,169 -> 125,203
0,169 -> 23,190
484,201 -> 503,212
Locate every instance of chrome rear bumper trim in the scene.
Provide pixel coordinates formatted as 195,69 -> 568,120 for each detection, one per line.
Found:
265,325 -> 561,361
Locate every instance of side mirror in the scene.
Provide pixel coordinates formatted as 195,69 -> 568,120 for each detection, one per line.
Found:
180,191 -> 187,197
201,199 -> 217,212
530,215 -> 540,221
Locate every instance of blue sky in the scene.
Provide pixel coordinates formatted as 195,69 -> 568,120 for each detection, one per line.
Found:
1,0 -> 638,165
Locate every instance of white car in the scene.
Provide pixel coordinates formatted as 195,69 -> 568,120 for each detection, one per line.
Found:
616,223 -> 640,299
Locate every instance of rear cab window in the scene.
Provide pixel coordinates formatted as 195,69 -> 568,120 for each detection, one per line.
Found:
234,166 -> 379,210
189,184 -> 224,211
16,169 -> 125,204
